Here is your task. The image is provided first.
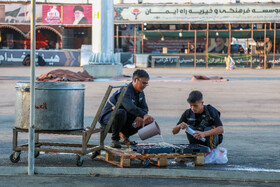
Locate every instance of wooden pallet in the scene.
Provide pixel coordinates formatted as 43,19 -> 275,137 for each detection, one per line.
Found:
97,145 -> 204,168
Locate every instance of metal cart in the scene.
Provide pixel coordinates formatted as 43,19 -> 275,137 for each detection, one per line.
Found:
10,84 -> 128,166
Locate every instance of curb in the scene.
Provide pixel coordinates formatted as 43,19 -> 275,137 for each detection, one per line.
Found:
1,166 -> 280,182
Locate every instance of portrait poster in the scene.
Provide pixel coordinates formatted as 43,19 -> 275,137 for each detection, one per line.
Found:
62,5 -> 92,25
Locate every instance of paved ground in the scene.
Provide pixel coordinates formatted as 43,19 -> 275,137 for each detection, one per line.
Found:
0,66 -> 280,185
0,175 -> 276,187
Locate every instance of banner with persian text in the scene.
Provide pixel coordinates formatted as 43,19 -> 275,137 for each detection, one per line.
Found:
114,4 -> 280,23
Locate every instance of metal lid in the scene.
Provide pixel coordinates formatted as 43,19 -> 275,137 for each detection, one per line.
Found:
15,82 -> 85,90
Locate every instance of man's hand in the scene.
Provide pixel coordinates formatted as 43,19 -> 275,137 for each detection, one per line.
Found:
179,122 -> 188,130
134,117 -> 144,128
193,131 -> 206,140
172,122 -> 188,135
143,114 -> 154,124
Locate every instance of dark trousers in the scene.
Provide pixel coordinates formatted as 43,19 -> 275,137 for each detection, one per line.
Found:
101,109 -> 140,141
186,127 -> 223,149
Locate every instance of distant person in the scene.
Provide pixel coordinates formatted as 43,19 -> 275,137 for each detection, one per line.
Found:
190,44 -> 195,53
264,38 -> 272,68
73,6 -> 88,25
180,45 -> 187,53
196,45 -> 204,53
257,38 -> 272,69
209,37 -> 228,54
172,90 -> 224,149
239,46 -> 245,54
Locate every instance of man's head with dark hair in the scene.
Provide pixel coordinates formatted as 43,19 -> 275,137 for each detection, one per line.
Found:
187,90 -> 203,103
132,69 -> 150,93
132,69 -> 150,80
187,91 -> 204,114
73,6 -> 84,12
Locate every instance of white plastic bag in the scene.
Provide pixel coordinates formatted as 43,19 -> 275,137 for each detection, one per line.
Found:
204,147 -> 228,164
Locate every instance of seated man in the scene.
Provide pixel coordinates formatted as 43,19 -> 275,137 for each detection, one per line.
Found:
172,91 -> 224,149
99,69 -> 154,148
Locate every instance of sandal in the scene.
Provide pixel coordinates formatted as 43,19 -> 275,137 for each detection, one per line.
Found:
120,139 -> 137,146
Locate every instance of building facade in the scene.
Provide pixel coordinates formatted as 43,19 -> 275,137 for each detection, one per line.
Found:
0,1 -> 279,68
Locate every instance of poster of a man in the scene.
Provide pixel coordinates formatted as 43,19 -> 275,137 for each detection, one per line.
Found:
73,6 -> 88,25
209,37 -> 228,53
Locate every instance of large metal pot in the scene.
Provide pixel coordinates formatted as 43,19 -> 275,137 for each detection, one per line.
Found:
15,82 -> 85,130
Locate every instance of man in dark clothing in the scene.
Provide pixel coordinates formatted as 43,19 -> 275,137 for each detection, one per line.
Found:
172,91 -> 224,149
99,69 -> 154,148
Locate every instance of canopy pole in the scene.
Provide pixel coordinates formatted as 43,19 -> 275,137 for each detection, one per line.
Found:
116,25 -> 119,53
133,25 -> 137,66
228,23 -> 231,55
28,0 -> 36,175
251,23 -> 254,69
273,23 -> 276,69
205,23 -> 209,68
264,23 -> 267,69
141,23 -> 144,53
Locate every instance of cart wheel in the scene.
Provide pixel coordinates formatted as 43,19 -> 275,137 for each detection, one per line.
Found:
91,151 -> 100,159
76,155 -> 84,167
34,151 -> 40,158
10,152 -> 21,163
142,159 -> 150,167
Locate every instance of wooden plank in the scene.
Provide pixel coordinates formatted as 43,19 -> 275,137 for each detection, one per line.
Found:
120,156 -> 131,167
104,146 -> 142,158
194,154 -> 205,166
104,149 -> 133,158
157,157 -> 167,167
98,155 -> 124,168
99,145 -> 206,167
105,151 -> 115,161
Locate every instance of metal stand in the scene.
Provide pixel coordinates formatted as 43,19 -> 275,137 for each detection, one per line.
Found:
10,84 -> 128,166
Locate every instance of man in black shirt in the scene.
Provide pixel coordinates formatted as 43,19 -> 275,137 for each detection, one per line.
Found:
99,69 -> 154,148
172,91 -> 224,148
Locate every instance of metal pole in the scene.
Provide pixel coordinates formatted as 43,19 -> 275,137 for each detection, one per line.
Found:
141,23 -> 144,53
264,23 -> 267,69
194,30 -> 197,69
251,23 -> 254,69
28,0 -> 36,175
205,23 -> 209,68
134,25 -> 137,66
273,23 -> 276,69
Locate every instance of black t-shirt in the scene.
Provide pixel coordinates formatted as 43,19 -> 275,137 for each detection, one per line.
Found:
177,105 -> 223,129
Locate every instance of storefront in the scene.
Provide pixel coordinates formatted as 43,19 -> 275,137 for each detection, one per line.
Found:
114,3 -> 280,68
0,2 -> 279,68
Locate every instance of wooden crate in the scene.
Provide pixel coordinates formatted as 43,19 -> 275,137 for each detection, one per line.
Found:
97,146 -> 204,168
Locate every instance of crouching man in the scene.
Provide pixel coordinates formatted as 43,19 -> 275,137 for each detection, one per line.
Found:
99,69 -> 154,148
172,90 -> 224,149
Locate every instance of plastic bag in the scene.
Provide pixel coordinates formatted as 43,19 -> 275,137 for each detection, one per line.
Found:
204,147 -> 228,164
